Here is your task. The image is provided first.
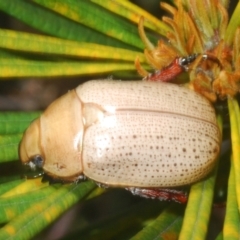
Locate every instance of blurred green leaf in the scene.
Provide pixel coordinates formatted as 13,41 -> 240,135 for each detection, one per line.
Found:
223,158 -> 240,239
0,29 -> 146,62
225,2 -> 240,46
32,0 -> 148,50
0,112 -> 40,135
0,59 -> 141,78
0,181 -> 95,240
0,0 -> 135,49
91,0 -> 171,35
131,203 -> 183,240
0,134 -> 22,163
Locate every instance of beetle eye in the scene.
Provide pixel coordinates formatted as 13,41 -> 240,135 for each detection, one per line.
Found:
32,155 -> 44,168
27,155 -> 44,171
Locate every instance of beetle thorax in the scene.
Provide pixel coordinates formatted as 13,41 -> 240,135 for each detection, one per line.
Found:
39,90 -> 84,181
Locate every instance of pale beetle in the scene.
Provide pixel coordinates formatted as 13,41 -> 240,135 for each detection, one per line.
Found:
19,80 -> 221,202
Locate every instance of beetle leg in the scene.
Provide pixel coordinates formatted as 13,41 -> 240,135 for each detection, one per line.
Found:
202,53 -> 223,69
178,54 -> 199,71
21,171 -> 44,180
145,58 -> 183,82
126,187 -> 188,204
95,182 -> 110,189
41,174 -> 63,184
41,173 -> 86,184
145,53 -> 223,83
145,54 -> 199,82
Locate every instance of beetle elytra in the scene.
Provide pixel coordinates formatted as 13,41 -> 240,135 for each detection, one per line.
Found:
19,80 -> 221,200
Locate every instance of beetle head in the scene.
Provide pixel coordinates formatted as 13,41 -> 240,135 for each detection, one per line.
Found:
19,118 -> 44,171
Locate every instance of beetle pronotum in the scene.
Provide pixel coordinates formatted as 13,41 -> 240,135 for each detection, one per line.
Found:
19,80 -> 221,202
